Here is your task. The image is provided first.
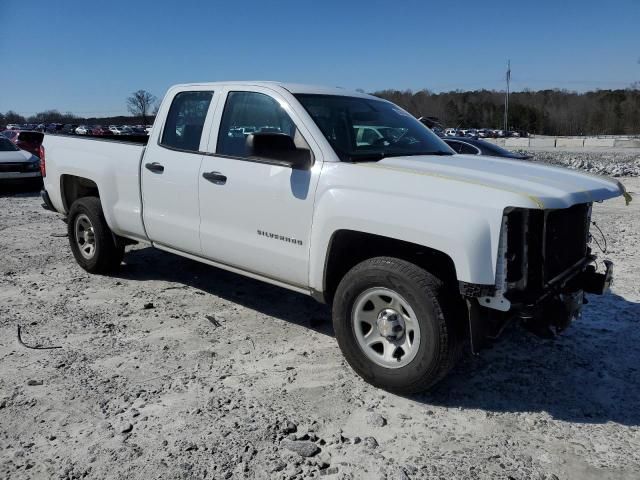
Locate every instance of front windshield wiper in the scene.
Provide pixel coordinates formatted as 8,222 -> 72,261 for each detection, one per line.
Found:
406,151 -> 454,156
346,151 -> 453,162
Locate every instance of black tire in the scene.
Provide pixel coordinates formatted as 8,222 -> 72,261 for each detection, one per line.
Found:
332,257 -> 464,394
67,196 -> 124,274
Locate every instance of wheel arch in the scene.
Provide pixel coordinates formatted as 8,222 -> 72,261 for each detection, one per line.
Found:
318,229 -> 459,304
60,174 -> 100,213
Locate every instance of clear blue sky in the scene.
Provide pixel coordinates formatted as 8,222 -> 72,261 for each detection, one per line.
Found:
1,0 -> 638,117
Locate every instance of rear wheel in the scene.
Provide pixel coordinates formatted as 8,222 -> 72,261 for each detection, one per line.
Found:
332,257 -> 464,394
67,197 -> 124,273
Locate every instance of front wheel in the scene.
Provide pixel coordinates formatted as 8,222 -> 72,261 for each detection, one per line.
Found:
332,257 -> 464,394
67,197 -> 124,273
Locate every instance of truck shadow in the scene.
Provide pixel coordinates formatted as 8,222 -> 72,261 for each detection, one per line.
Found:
117,247 -> 639,426
415,292 -> 640,426
115,246 -> 333,336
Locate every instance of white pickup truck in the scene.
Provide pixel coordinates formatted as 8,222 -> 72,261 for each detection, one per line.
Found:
41,81 -> 628,393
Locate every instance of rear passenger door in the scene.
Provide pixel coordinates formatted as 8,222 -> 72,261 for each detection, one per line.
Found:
141,89 -> 217,255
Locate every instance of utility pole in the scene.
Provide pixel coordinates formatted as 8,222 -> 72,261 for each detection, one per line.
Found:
504,60 -> 511,132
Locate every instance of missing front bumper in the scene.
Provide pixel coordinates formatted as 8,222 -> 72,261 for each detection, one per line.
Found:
467,259 -> 614,351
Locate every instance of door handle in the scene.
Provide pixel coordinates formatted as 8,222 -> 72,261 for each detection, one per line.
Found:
145,162 -> 165,173
202,171 -> 227,185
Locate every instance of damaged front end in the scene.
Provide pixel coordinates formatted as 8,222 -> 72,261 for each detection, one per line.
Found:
462,203 -> 614,353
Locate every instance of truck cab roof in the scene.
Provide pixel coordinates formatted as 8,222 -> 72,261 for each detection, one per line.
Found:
169,81 -> 376,99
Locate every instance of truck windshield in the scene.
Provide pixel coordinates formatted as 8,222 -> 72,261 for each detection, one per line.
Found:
295,94 -> 453,161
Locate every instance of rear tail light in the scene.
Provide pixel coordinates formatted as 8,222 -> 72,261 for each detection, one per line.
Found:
39,145 -> 46,177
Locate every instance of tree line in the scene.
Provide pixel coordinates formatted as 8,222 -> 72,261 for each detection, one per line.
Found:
0,90 -> 158,127
2,87 -> 639,135
373,87 -> 640,135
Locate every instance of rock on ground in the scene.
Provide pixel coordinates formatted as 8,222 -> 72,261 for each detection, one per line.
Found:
523,149 -> 640,177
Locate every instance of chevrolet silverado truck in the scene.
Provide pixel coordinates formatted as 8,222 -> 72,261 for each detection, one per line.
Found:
40,82 -> 629,393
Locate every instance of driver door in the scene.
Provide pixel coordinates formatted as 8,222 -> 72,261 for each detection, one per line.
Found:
198,87 -> 322,288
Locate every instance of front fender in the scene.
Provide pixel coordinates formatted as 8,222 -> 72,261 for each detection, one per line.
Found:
309,188 -> 503,291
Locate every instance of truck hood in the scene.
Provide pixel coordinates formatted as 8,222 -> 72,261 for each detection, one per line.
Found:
367,154 -> 629,209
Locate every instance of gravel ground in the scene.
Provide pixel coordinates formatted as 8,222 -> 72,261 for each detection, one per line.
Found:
523,149 -> 640,177
0,174 -> 638,480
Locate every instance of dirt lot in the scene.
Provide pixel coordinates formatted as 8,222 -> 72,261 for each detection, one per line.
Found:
1,177 -> 639,480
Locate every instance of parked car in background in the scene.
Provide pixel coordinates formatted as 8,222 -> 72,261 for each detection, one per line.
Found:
0,137 -> 41,185
145,126 -> 152,135
443,136 -> 531,159
130,127 -> 147,135
5,124 -> 21,131
90,126 -> 111,135
1,130 -> 45,158
46,124 -> 63,134
108,125 -> 121,134
75,125 -> 90,135
62,124 -> 78,134
464,129 -> 479,139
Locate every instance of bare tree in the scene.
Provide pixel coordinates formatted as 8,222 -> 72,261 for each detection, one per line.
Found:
126,90 -> 157,124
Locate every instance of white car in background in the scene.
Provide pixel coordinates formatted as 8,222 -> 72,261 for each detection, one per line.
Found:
75,125 -> 89,135
0,137 -> 41,183
109,126 -> 123,135
5,124 -> 21,131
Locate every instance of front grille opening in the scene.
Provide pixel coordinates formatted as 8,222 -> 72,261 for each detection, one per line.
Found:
544,203 -> 590,281
505,204 -> 590,296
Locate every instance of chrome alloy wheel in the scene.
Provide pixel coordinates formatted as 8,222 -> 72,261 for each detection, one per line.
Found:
352,287 -> 421,369
74,213 -> 96,259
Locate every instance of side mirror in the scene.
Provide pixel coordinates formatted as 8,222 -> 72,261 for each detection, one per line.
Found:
246,132 -> 312,170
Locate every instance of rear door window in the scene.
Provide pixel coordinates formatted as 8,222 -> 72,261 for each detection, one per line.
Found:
160,91 -> 213,152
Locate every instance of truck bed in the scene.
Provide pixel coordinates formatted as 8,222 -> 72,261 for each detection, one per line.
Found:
42,133 -> 148,242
